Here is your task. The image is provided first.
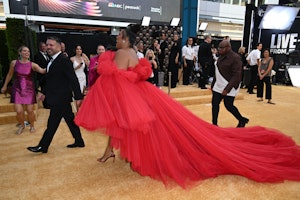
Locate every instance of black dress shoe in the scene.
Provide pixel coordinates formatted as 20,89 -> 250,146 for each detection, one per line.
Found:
247,91 -> 256,94
66,143 -> 85,148
27,146 -> 48,153
237,117 -> 249,128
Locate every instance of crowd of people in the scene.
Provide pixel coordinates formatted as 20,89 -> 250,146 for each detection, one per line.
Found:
1,24 -> 298,189
0,24 -> 278,136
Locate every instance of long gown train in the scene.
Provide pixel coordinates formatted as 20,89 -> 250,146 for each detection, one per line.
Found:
75,51 -> 300,188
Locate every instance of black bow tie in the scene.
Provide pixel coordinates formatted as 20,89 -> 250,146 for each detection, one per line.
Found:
48,56 -> 53,63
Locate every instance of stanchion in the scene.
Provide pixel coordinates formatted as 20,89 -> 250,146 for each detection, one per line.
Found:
168,72 -> 172,95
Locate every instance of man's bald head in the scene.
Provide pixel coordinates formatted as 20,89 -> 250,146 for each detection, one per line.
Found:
218,40 -> 231,55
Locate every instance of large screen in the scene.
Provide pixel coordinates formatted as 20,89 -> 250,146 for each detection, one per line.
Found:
37,0 -> 181,24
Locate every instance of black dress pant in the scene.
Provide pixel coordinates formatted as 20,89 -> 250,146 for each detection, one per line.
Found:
257,76 -> 272,99
39,103 -> 84,148
168,64 -> 179,88
183,60 -> 194,85
247,65 -> 258,93
212,91 -> 243,125
198,62 -> 212,88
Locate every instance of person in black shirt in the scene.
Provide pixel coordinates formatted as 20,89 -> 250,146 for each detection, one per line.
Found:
198,35 -> 213,89
168,33 -> 181,88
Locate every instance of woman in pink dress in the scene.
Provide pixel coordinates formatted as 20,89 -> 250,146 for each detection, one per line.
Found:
88,44 -> 106,88
1,46 -> 46,134
74,25 -> 300,188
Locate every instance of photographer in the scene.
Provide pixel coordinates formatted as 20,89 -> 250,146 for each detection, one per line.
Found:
145,49 -> 158,86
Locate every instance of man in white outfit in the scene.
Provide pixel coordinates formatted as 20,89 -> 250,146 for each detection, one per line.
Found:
246,43 -> 263,94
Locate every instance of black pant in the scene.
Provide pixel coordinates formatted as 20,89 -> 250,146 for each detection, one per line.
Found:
257,76 -> 272,99
198,63 -> 211,88
212,91 -> 243,125
38,103 -> 84,148
183,60 -> 194,85
247,65 -> 258,93
168,64 -> 179,88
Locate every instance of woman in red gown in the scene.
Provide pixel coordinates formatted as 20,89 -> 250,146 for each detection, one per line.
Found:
75,25 -> 300,188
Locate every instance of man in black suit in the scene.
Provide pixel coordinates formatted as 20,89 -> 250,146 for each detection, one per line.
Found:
34,41 -> 49,108
158,32 -> 168,71
198,35 -> 213,89
27,36 -> 85,153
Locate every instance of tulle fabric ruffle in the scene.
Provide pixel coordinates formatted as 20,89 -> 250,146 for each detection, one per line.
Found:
75,51 -> 300,188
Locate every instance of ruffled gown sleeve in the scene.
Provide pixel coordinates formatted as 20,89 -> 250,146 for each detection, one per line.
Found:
75,51 -> 155,135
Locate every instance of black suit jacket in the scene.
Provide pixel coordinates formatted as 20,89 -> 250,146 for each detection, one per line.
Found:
198,42 -> 213,67
158,40 -> 168,66
42,53 -> 83,106
34,52 -> 48,69
34,52 -> 48,87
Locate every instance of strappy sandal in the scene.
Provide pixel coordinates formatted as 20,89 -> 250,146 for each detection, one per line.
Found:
16,126 -> 25,135
29,127 -> 36,133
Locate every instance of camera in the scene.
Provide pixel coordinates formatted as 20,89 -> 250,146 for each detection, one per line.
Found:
149,56 -> 153,60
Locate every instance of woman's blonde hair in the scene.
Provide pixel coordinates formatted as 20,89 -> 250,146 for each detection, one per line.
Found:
18,45 -> 29,60
145,49 -> 155,59
238,47 -> 245,54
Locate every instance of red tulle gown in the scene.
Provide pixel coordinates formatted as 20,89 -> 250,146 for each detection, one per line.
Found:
75,51 -> 300,188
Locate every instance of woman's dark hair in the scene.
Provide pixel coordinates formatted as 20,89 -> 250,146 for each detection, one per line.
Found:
185,37 -> 194,47
256,42 -> 262,48
123,24 -> 141,48
262,48 -> 271,57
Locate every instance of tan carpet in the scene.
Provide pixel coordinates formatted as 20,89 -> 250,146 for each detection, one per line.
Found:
0,85 -> 299,200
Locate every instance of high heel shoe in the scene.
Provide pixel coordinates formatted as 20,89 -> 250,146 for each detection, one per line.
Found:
97,151 -> 115,163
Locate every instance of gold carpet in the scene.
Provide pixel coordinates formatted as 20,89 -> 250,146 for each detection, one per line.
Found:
0,85 -> 299,200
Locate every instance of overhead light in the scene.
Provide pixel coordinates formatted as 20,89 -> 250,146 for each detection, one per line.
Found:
259,6 -> 299,30
111,27 -> 119,36
170,18 -> 180,26
199,22 -> 208,31
141,16 -> 151,26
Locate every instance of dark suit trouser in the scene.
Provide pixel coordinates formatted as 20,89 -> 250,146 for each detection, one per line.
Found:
247,65 -> 258,93
257,76 -> 272,99
39,103 -> 83,148
212,91 -> 243,125
198,64 -> 211,88
168,64 -> 179,88
183,60 -> 194,85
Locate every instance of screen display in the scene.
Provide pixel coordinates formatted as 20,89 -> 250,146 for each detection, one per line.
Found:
37,0 -> 181,23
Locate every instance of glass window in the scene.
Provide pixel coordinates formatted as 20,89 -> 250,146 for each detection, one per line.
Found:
241,0 -> 248,6
203,0 -> 247,5
233,0 -> 240,5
